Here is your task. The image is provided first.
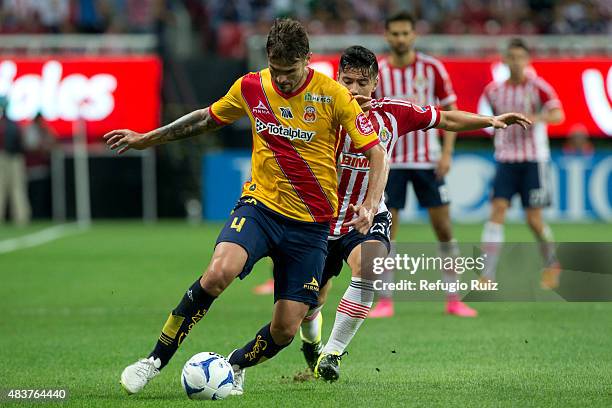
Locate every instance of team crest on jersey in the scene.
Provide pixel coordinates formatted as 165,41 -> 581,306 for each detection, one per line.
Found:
355,112 -> 374,135
253,100 -> 269,114
303,105 -> 316,122
379,127 -> 391,144
279,107 -> 293,119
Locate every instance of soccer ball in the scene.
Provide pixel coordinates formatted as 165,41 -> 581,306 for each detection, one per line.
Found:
181,352 -> 234,400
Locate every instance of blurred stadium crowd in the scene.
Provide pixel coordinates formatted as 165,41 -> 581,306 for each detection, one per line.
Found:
1,0 -> 610,37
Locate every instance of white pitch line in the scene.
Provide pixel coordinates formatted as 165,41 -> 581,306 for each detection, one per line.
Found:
0,223 -> 86,255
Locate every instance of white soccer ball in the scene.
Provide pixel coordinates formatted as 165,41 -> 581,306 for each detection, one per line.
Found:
181,352 -> 234,400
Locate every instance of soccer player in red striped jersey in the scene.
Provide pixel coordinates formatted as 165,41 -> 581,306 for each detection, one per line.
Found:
479,38 -> 565,289
299,46 -> 531,382
371,11 -> 467,318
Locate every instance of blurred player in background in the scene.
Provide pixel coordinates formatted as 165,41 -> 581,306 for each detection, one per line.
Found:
371,11 -> 475,318
480,38 -> 565,289
0,96 -> 30,226
299,46 -> 531,382
105,18 -> 387,397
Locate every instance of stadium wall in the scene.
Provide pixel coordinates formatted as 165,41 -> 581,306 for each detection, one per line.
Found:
202,150 -> 612,223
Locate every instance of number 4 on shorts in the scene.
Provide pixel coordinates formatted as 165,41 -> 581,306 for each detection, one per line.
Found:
231,217 -> 246,232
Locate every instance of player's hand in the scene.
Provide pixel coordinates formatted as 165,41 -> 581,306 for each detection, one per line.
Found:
492,113 -> 532,130
354,95 -> 372,112
344,204 -> 375,234
103,129 -> 151,154
435,153 -> 452,179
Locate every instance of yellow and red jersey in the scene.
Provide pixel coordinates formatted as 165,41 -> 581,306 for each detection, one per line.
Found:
210,68 -> 379,223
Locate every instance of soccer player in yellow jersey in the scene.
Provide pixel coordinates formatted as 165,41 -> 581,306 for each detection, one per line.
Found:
104,18 -> 387,396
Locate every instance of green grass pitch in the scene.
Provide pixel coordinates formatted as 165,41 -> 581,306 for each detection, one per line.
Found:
0,221 -> 611,407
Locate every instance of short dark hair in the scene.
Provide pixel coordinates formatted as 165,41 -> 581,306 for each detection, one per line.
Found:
385,11 -> 415,30
507,38 -> 530,54
339,46 -> 379,79
266,18 -> 310,63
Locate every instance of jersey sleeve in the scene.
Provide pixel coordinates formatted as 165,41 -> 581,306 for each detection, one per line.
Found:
433,61 -> 457,107
535,77 -> 562,112
388,100 -> 441,135
334,88 -> 379,152
209,77 -> 246,125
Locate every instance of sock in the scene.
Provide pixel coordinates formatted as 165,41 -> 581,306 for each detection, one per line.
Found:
300,305 -> 323,344
229,323 -> 291,368
378,241 -> 395,299
536,224 -> 557,266
149,279 -> 216,369
481,222 -> 504,281
323,278 -> 374,355
438,239 -> 461,299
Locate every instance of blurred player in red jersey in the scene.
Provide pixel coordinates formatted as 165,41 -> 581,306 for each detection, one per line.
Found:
298,46 -> 530,382
105,18 -> 387,396
371,11 -> 475,318
479,38 -> 565,289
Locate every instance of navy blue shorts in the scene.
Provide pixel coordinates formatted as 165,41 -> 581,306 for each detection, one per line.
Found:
321,211 -> 392,289
385,169 -> 450,209
216,197 -> 329,306
492,161 -> 551,208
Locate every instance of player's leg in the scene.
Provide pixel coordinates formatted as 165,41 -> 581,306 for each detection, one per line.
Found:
317,241 -> 386,381
412,170 -> 476,317
120,200 -> 274,394
521,162 -> 559,288
299,241 -> 342,372
317,213 -> 391,381
227,299 -> 310,394
371,170 -> 408,318
481,163 -> 517,282
481,198 -> 509,282
227,219 -> 328,393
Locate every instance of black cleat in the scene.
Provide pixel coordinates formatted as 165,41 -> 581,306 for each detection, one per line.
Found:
301,340 -> 323,372
314,352 -> 346,382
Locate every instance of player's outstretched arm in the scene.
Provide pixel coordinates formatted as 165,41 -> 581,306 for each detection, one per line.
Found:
345,144 -> 388,234
436,110 -> 532,132
104,107 -> 223,154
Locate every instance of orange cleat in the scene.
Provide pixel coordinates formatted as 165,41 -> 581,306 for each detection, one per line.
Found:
369,298 -> 394,318
252,278 -> 275,295
446,299 -> 478,317
541,262 -> 562,290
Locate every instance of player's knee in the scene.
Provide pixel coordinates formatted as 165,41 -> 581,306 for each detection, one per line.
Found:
348,259 -> 362,278
526,214 -> 542,232
200,258 -> 241,296
270,321 -> 298,345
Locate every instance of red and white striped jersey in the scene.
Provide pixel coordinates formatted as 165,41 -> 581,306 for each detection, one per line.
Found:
375,53 -> 456,169
330,98 -> 441,236
483,75 -> 561,162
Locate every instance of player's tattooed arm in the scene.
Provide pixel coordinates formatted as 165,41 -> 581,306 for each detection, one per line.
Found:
104,107 -> 223,154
